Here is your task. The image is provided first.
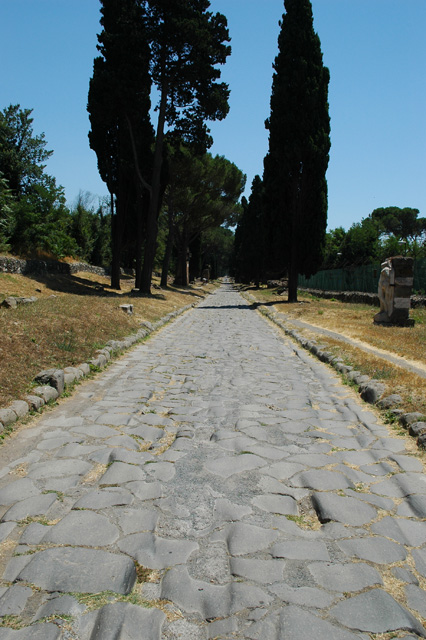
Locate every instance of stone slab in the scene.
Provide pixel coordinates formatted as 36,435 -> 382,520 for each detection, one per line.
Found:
17,547 -> 136,594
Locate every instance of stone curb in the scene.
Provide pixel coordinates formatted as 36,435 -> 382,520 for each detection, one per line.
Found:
243,291 -> 426,450
0,301 -> 200,435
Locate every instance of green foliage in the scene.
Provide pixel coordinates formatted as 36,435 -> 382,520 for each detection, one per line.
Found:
200,225 -> 234,278
324,206 -> 425,268
234,175 -> 265,285
161,148 -> 245,285
69,192 -> 112,267
263,0 -> 330,300
0,104 -> 53,197
0,172 -> 13,251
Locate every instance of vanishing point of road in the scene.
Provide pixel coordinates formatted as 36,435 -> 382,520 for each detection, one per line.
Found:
0,283 -> 425,639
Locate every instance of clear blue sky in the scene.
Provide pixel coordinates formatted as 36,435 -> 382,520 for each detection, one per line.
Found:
1,0 -> 425,231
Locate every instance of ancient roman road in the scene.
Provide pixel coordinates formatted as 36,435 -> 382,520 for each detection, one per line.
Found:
0,283 -> 426,639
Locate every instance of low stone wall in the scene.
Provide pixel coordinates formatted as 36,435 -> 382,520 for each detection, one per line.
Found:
300,288 -> 426,308
0,257 -> 107,277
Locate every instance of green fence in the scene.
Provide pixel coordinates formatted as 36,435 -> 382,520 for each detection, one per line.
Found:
299,257 -> 426,294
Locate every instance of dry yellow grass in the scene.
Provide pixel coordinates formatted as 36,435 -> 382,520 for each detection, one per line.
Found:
0,270 -> 215,409
248,286 -> 426,417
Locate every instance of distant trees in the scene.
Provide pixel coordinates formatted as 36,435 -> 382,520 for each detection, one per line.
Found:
263,0 -> 330,301
160,148 -> 245,286
323,207 -> 426,268
234,175 -> 265,286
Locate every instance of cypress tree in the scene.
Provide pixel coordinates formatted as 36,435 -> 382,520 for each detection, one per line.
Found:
263,0 -> 330,301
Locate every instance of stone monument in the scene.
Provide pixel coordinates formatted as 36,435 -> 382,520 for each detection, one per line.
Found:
374,256 -> 414,326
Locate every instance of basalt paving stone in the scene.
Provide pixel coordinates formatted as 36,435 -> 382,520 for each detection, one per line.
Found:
0,624 -> 61,639
329,589 -> 426,636
230,558 -> 286,584
118,532 -> 198,569
360,462 -> 396,476
33,594 -> 86,621
36,436 -> 84,451
214,436 -> 260,452
70,425 -> 119,438
405,584 -> 426,618
259,476 -> 309,501
398,494 -> 426,518
55,443 -> 101,458
260,461 -> 305,480
244,445 -> 289,461
77,602 -> 166,640
131,413 -> 174,427
72,487 -> 134,509
246,606 -> 363,640
272,540 -> 330,561
412,549 -> 426,578
390,454 -> 424,473
17,547 -> 136,594
288,453 -> 335,467
371,516 -> 426,546
392,567 -> 419,585
27,459 -> 92,479
211,523 -> 280,556
204,454 -> 267,478
269,584 -> 336,608
42,510 -> 119,546
0,585 -> 33,615
123,425 -> 165,441
108,448 -> 153,466
337,537 -> 407,564
308,561 -> 383,592
252,494 -> 298,515
312,493 -> 377,526
213,499 -> 252,522
0,522 -> 16,542
372,473 -> 426,498
113,507 -> 158,534
104,435 -> 141,450
161,566 -> 271,619
343,489 -> 395,511
99,461 -> 146,485
1,493 -> 57,522
0,478 -> 40,505
144,461 -> 176,482
290,469 -> 354,491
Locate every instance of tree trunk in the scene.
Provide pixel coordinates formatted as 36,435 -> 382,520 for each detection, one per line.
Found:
161,207 -> 174,288
134,188 -> 147,289
287,266 -> 298,302
110,194 -> 121,290
140,80 -> 168,295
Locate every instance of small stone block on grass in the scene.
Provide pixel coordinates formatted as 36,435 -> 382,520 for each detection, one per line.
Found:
120,303 -> 133,314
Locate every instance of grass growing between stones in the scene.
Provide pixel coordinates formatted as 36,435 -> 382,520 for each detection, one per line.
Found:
0,270 -> 215,409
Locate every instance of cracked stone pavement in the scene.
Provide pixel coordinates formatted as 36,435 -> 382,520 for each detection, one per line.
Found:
0,283 -> 425,639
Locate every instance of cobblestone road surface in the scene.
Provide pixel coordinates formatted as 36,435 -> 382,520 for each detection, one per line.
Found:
0,284 -> 426,639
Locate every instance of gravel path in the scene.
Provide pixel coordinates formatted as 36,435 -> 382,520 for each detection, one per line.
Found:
0,283 -> 425,639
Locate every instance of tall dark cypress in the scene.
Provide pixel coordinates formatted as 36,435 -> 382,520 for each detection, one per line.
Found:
263,0 -> 330,301
88,0 -> 153,289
